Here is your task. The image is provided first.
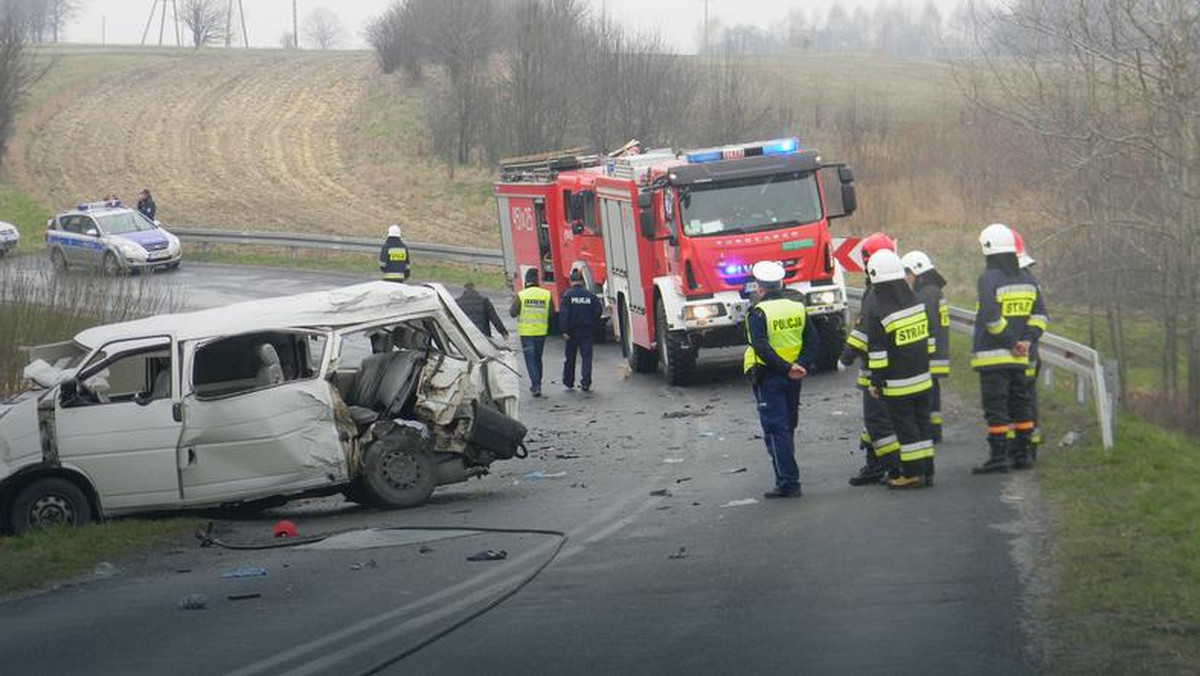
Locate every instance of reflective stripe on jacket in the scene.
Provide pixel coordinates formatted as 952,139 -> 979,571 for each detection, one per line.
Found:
865,294 -> 933,399
517,286 -> 552,336
914,277 -> 951,377
743,297 -> 806,373
971,267 -> 1048,370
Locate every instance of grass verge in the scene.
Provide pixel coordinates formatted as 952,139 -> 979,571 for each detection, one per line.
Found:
185,246 -> 508,291
0,184 -> 50,254
942,340 -> 1200,673
0,519 -> 199,596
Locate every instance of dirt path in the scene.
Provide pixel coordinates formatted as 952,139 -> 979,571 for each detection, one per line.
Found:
10,51 -> 496,247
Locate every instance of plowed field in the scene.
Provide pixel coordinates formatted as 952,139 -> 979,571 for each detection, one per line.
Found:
6,48 -> 496,246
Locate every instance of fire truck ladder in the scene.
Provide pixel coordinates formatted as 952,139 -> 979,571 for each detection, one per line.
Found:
499,148 -> 602,183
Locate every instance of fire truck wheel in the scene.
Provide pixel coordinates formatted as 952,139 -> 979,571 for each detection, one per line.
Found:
620,300 -> 657,373
656,299 -> 696,386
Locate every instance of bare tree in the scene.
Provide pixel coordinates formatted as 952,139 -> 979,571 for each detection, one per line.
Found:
0,2 -> 42,163
303,7 -> 344,50
180,0 -> 225,49
279,31 -> 295,50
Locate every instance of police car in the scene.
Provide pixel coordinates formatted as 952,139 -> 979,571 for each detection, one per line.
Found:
0,221 -> 18,256
45,200 -> 182,275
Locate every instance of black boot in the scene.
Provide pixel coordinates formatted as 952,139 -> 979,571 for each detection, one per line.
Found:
1011,433 -> 1034,470
972,437 -> 1010,474
848,464 -> 885,486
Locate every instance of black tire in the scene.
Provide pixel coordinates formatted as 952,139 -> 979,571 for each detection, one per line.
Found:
656,299 -> 696,386
168,261 -> 181,271
102,251 -> 123,277
360,426 -> 437,509
10,477 -> 94,534
814,314 -> 846,374
620,299 -> 657,373
50,248 -> 68,272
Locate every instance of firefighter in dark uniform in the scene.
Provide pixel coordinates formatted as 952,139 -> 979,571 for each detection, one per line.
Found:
1014,231 -> 1049,462
842,232 -> 901,486
559,269 -> 603,392
902,251 -> 951,442
971,223 -> 1049,473
510,268 -> 552,397
863,249 -> 936,489
379,224 -> 410,282
744,261 -> 819,499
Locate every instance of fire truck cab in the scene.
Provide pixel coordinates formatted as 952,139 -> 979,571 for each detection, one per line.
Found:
493,150 -> 611,336
596,138 -> 859,384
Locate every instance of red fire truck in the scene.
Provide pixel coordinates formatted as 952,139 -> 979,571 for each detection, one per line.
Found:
493,148 -> 612,335
495,138 -> 859,385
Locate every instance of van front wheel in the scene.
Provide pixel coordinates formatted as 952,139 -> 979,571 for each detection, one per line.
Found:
10,477 -> 94,534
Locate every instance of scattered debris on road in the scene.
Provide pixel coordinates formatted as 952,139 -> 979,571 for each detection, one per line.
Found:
668,547 -> 688,560
523,470 -> 567,480
467,550 -> 508,562
178,594 -> 207,610
555,453 -> 582,460
662,458 -> 684,464
227,593 -> 262,601
221,567 -> 268,579
724,467 -> 748,474
350,559 -> 379,571
675,477 -> 693,484
721,499 -> 759,508
418,545 -> 434,554
650,489 -> 672,497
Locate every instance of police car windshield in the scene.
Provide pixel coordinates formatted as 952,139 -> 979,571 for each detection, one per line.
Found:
679,171 -> 822,237
97,212 -> 157,235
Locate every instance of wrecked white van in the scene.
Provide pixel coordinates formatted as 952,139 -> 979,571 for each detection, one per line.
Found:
0,282 -> 527,533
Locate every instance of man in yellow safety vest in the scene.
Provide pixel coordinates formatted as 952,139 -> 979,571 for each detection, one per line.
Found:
510,268 -> 553,397
743,261 -> 819,499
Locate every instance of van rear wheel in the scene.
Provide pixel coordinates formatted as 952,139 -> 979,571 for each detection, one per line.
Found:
360,426 -> 437,509
10,477 -> 94,534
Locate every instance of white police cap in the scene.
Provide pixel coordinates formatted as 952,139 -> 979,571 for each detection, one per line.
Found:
752,260 -> 786,286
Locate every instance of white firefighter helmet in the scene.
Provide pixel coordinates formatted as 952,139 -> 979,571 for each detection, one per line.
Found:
901,251 -> 935,276
751,260 -> 786,287
866,249 -> 906,284
387,224 -> 402,238
979,223 -> 1017,255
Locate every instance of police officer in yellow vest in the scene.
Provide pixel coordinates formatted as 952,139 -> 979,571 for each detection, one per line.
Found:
379,224 -> 410,282
510,268 -> 553,397
744,261 -> 819,499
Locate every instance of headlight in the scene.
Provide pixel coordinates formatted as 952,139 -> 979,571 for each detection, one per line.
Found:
807,290 -> 840,306
113,239 -> 145,258
683,303 -> 726,321
166,233 -> 181,253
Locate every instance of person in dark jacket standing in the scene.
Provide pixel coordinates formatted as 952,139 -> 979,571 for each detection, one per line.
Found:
1013,230 -> 1049,463
457,282 -> 509,338
841,232 -> 900,486
902,251 -> 951,442
863,250 -> 936,489
137,189 -> 157,221
379,224 -> 410,282
744,261 -> 819,499
559,269 -> 602,391
971,223 -> 1049,474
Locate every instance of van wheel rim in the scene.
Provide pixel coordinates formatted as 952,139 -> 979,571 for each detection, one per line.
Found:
381,449 -> 423,491
30,495 -> 74,527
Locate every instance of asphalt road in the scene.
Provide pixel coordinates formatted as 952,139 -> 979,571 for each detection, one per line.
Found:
0,262 -> 1046,675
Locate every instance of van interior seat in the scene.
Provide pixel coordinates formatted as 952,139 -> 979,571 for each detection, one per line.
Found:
344,350 -> 425,429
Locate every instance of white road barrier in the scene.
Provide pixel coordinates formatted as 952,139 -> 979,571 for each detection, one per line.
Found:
847,287 -> 1114,449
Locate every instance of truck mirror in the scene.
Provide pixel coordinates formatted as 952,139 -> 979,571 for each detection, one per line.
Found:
838,166 -> 855,184
840,184 -> 857,216
639,210 -> 655,238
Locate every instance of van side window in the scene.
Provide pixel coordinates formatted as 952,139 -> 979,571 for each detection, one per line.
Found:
193,331 -> 325,400
66,339 -> 172,407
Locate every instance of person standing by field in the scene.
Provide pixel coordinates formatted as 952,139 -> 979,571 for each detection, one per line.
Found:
379,224 -> 410,282
137,189 -> 157,221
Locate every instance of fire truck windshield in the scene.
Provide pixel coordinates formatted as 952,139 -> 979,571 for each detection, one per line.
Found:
678,171 -> 822,238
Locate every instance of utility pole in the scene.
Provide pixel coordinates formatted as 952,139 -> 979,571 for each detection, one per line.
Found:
293,0 -> 299,49
703,0 -> 710,55
102,15 -> 106,46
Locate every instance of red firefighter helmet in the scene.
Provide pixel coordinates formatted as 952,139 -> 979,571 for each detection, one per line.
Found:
860,232 -> 897,263
1013,230 -> 1035,268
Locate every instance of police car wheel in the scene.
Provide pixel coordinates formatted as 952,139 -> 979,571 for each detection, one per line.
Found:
50,248 -> 68,271
102,252 -> 123,276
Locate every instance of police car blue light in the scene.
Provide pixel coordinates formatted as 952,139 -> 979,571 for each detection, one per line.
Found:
45,201 -> 182,275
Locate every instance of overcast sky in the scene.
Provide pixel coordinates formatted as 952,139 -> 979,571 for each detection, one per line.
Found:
67,0 -> 959,51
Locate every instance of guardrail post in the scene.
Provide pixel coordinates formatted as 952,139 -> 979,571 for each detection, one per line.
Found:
1041,366 -> 1054,389
1075,374 -> 1087,404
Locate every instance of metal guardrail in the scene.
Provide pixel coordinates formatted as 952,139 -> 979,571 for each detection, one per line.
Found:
172,228 -> 505,267
847,287 -> 1114,449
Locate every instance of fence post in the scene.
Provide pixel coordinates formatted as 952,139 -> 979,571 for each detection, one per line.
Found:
1075,374 -> 1087,405
1042,366 -> 1055,389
